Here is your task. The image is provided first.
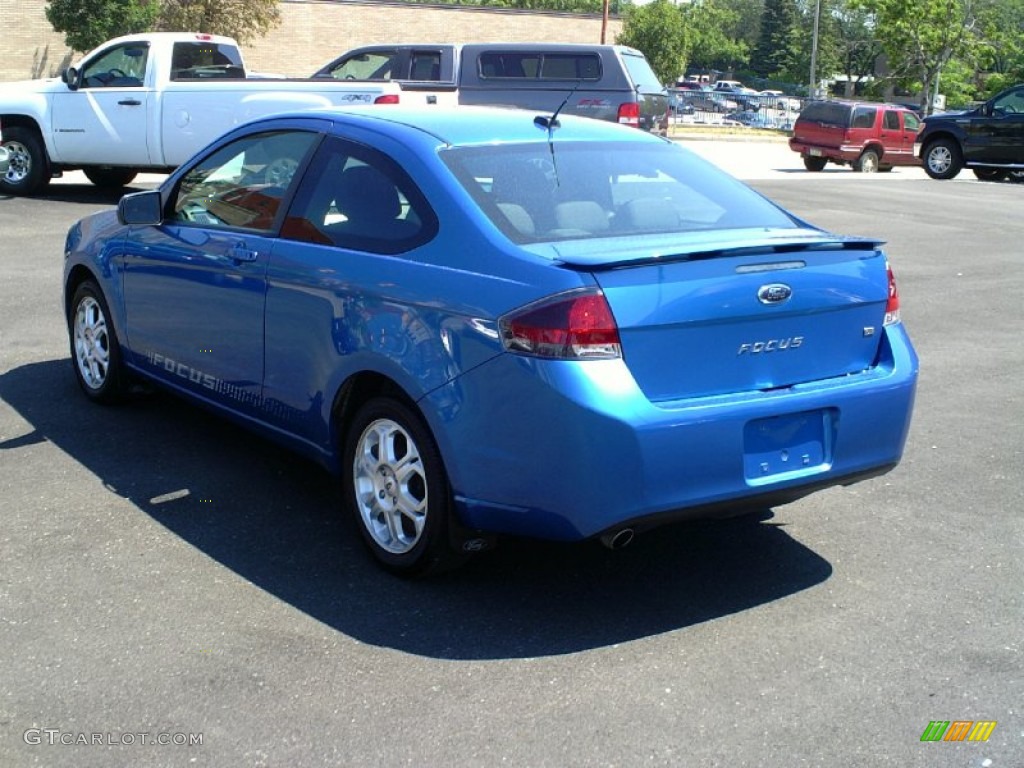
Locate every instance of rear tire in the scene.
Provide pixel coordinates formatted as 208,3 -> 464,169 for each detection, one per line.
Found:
69,280 -> 128,404
802,156 -> 827,172
0,125 -> 50,196
342,397 -> 465,577
853,148 -> 879,173
83,167 -> 139,189
922,138 -> 963,180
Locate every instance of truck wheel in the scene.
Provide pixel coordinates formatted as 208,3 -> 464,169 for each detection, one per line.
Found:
972,168 -> 1007,182
802,156 -> 827,172
922,139 -> 962,180
853,149 -> 879,173
83,168 -> 139,189
0,126 -> 50,196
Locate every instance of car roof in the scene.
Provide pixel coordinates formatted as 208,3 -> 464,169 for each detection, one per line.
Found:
268,105 -> 668,149
806,99 -> 914,110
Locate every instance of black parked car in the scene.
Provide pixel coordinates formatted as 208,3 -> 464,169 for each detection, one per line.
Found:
916,84 -> 1024,180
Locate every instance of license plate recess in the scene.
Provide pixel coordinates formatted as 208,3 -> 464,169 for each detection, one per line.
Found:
743,409 -> 835,485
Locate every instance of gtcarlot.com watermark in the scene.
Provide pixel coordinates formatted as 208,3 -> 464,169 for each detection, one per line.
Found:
24,728 -> 203,747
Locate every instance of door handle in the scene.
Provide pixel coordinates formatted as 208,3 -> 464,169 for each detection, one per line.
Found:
118,99 -> 142,106
230,242 -> 258,262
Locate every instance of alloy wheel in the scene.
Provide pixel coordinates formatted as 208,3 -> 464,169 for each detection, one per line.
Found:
73,296 -> 111,390
352,417 -> 429,555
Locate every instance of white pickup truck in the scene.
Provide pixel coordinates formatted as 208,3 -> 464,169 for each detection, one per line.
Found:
0,32 -> 401,196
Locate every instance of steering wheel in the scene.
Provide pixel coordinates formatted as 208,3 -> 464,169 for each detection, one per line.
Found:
92,67 -> 129,86
263,157 -> 299,186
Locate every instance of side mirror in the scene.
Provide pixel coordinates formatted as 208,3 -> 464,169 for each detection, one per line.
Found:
118,189 -> 163,226
62,67 -> 81,91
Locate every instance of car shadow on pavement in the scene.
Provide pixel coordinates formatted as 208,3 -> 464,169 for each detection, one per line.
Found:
1,359 -> 833,660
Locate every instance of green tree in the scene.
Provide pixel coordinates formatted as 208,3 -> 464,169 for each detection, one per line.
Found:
684,0 -> 749,75
831,4 -> 882,95
752,0 -> 801,77
617,0 -> 688,84
156,0 -> 282,45
722,0 -> 765,52
852,0 -> 979,111
46,0 -> 159,53
974,0 -> 1024,93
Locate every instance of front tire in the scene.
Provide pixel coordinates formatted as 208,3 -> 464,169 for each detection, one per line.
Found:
83,167 -> 139,189
802,155 -> 827,172
1,125 -> 50,196
853,148 -> 880,173
923,139 -> 963,180
343,397 -> 462,576
69,280 -> 128,404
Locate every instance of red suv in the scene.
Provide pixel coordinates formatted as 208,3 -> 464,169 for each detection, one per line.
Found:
789,100 -> 922,172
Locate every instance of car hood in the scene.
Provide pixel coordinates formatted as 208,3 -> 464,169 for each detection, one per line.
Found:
0,77 -> 66,95
924,108 -> 974,122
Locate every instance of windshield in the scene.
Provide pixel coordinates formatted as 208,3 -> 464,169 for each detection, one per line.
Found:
441,141 -> 799,244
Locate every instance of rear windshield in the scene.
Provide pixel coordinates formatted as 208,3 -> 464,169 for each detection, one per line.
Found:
171,42 -> 244,79
798,101 -> 853,127
440,141 -> 798,244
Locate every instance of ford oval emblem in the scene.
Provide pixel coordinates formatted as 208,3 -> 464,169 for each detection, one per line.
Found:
758,283 -> 792,305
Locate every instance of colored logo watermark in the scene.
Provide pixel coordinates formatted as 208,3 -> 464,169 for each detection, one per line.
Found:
921,721 -> 997,742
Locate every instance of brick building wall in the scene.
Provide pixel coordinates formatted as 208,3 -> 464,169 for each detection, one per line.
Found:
0,0 -> 623,82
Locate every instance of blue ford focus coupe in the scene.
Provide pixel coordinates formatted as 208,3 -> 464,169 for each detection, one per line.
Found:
63,106 -> 918,575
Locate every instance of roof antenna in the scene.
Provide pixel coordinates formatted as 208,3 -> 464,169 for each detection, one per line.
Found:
534,79 -> 582,131
534,80 -> 582,187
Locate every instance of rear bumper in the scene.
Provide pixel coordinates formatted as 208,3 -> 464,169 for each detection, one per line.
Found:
789,138 -> 860,164
426,324 -> 919,541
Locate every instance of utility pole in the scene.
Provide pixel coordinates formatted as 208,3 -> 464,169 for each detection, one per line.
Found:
808,0 -> 821,98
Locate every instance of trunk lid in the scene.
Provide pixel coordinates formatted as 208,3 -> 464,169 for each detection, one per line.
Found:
550,232 -> 890,401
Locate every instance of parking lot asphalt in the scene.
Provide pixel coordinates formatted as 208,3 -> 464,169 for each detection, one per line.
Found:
2,140 -> 1022,767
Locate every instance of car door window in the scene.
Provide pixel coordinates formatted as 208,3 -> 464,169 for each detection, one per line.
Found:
169,130 -> 319,232
883,111 -> 900,130
903,112 -> 920,132
410,51 -> 442,80
992,87 -> 1024,115
81,43 -> 149,88
852,107 -> 876,129
327,51 -> 397,80
281,136 -> 437,254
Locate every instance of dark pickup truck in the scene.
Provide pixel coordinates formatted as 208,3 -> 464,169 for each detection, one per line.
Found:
312,42 -> 668,134
916,83 -> 1024,180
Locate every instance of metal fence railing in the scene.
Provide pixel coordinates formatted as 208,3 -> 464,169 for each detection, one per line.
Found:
667,89 -> 803,130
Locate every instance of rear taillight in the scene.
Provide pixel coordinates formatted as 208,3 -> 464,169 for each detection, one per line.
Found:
884,261 -> 901,326
500,290 -> 621,359
617,101 -> 640,128
374,94 -> 400,105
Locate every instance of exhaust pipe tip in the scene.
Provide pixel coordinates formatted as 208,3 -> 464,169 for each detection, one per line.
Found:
599,528 -> 635,551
